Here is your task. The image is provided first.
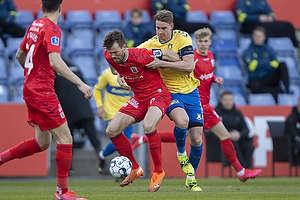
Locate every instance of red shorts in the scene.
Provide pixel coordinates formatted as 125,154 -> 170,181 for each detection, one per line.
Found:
25,98 -> 67,131
119,88 -> 171,122
203,104 -> 221,130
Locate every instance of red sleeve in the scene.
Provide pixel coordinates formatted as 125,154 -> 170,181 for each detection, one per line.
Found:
43,24 -> 61,54
136,48 -> 154,65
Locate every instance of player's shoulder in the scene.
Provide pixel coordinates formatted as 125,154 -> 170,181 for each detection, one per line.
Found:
173,30 -> 191,39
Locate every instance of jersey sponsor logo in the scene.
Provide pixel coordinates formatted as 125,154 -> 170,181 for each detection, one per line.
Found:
51,36 -> 59,46
130,67 -> 138,73
124,75 -> 143,80
199,72 -> 214,80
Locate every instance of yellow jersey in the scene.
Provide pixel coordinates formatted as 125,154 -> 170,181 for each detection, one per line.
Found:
94,68 -> 131,121
138,30 -> 200,94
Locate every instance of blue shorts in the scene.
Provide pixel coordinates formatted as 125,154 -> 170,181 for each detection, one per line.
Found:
166,88 -> 204,129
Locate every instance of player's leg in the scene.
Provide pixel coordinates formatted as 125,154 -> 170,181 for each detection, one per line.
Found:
210,122 -> 262,181
106,111 -> 143,186
0,124 -> 46,166
131,131 -> 175,151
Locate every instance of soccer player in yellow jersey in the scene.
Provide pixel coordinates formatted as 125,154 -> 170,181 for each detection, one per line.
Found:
94,68 -> 133,174
138,10 -> 204,191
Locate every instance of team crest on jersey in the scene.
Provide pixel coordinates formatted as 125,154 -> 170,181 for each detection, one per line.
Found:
51,36 -> 59,46
197,113 -> 202,120
168,44 -> 173,49
130,67 -> 138,73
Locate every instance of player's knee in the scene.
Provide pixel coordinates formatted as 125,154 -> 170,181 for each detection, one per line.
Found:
190,137 -> 202,147
175,119 -> 189,129
142,122 -> 155,134
106,126 -> 118,138
38,141 -> 51,150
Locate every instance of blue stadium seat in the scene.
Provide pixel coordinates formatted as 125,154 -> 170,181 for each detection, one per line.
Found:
15,10 -> 35,29
0,83 -> 10,102
277,93 -> 298,106
71,28 -> 95,44
216,29 -> 238,40
123,10 -> 151,25
239,37 -> 251,55
72,55 -> 98,84
36,10 -> 65,29
66,37 -> 94,58
0,57 -> 8,82
215,66 -> 243,85
9,65 -> 24,85
6,37 -> 23,58
248,93 -> 276,106
268,37 -> 295,57
11,83 -> 24,103
66,10 -> 94,30
218,56 -> 240,68
95,36 -> 104,57
210,10 -> 238,30
290,84 -> 300,99
279,56 -> 300,84
233,93 -> 247,106
211,38 -> 237,57
186,10 -> 208,23
222,85 -> 245,95
0,38 -> 5,56
94,10 -> 123,32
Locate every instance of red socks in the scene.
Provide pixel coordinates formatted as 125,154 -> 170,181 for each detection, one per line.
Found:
220,139 -> 243,172
146,130 -> 163,173
56,144 -> 72,195
141,131 -> 175,144
0,139 -> 43,166
110,133 -> 139,169
159,131 -> 175,143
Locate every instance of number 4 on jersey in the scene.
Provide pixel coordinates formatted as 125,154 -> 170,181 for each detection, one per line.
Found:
25,44 -> 35,75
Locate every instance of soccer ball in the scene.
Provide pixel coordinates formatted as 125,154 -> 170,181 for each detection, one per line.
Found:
109,156 -> 132,178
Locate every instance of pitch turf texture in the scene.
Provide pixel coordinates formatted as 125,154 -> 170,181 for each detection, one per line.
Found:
0,177 -> 299,200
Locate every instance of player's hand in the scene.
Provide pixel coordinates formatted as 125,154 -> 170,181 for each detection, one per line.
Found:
96,106 -> 105,119
117,74 -> 131,91
214,77 -> 224,85
259,14 -> 274,22
146,56 -> 162,69
78,83 -> 93,99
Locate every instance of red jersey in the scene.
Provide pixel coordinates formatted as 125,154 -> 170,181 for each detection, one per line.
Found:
193,50 -> 215,105
20,18 -> 61,100
104,48 -> 167,99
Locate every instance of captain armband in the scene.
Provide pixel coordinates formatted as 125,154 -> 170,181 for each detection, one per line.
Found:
178,46 -> 194,58
152,49 -> 163,60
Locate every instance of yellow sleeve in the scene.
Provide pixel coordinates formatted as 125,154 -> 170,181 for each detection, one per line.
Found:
94,69 -> 110,107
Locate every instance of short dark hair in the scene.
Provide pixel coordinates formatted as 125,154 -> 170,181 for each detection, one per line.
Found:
131,8 -> 142,17
253,26 -> 266,35
221,91 -> 233,98
154,9 -> 173,24
103,30 -> 126,49
42,0 -> 62,13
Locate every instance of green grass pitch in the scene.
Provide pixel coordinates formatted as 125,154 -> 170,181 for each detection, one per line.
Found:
0,177 -> 299,200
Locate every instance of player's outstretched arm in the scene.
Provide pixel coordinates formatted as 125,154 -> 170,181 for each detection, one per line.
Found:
146,54 -> 194,73
49,52 -> 93,99
15,48 -> 27,68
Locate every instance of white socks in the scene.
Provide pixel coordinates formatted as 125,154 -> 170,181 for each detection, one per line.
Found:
177,151 -> 187,157
237,168 -> 245,176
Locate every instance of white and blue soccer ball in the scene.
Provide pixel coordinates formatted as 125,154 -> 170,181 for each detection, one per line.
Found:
109,156 -> 132,178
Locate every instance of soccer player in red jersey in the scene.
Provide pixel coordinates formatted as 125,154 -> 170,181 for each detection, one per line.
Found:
131,27 -> 262,182
103,30 -> 172,192
193,27 -> 261,181
0,1 -> 91,199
